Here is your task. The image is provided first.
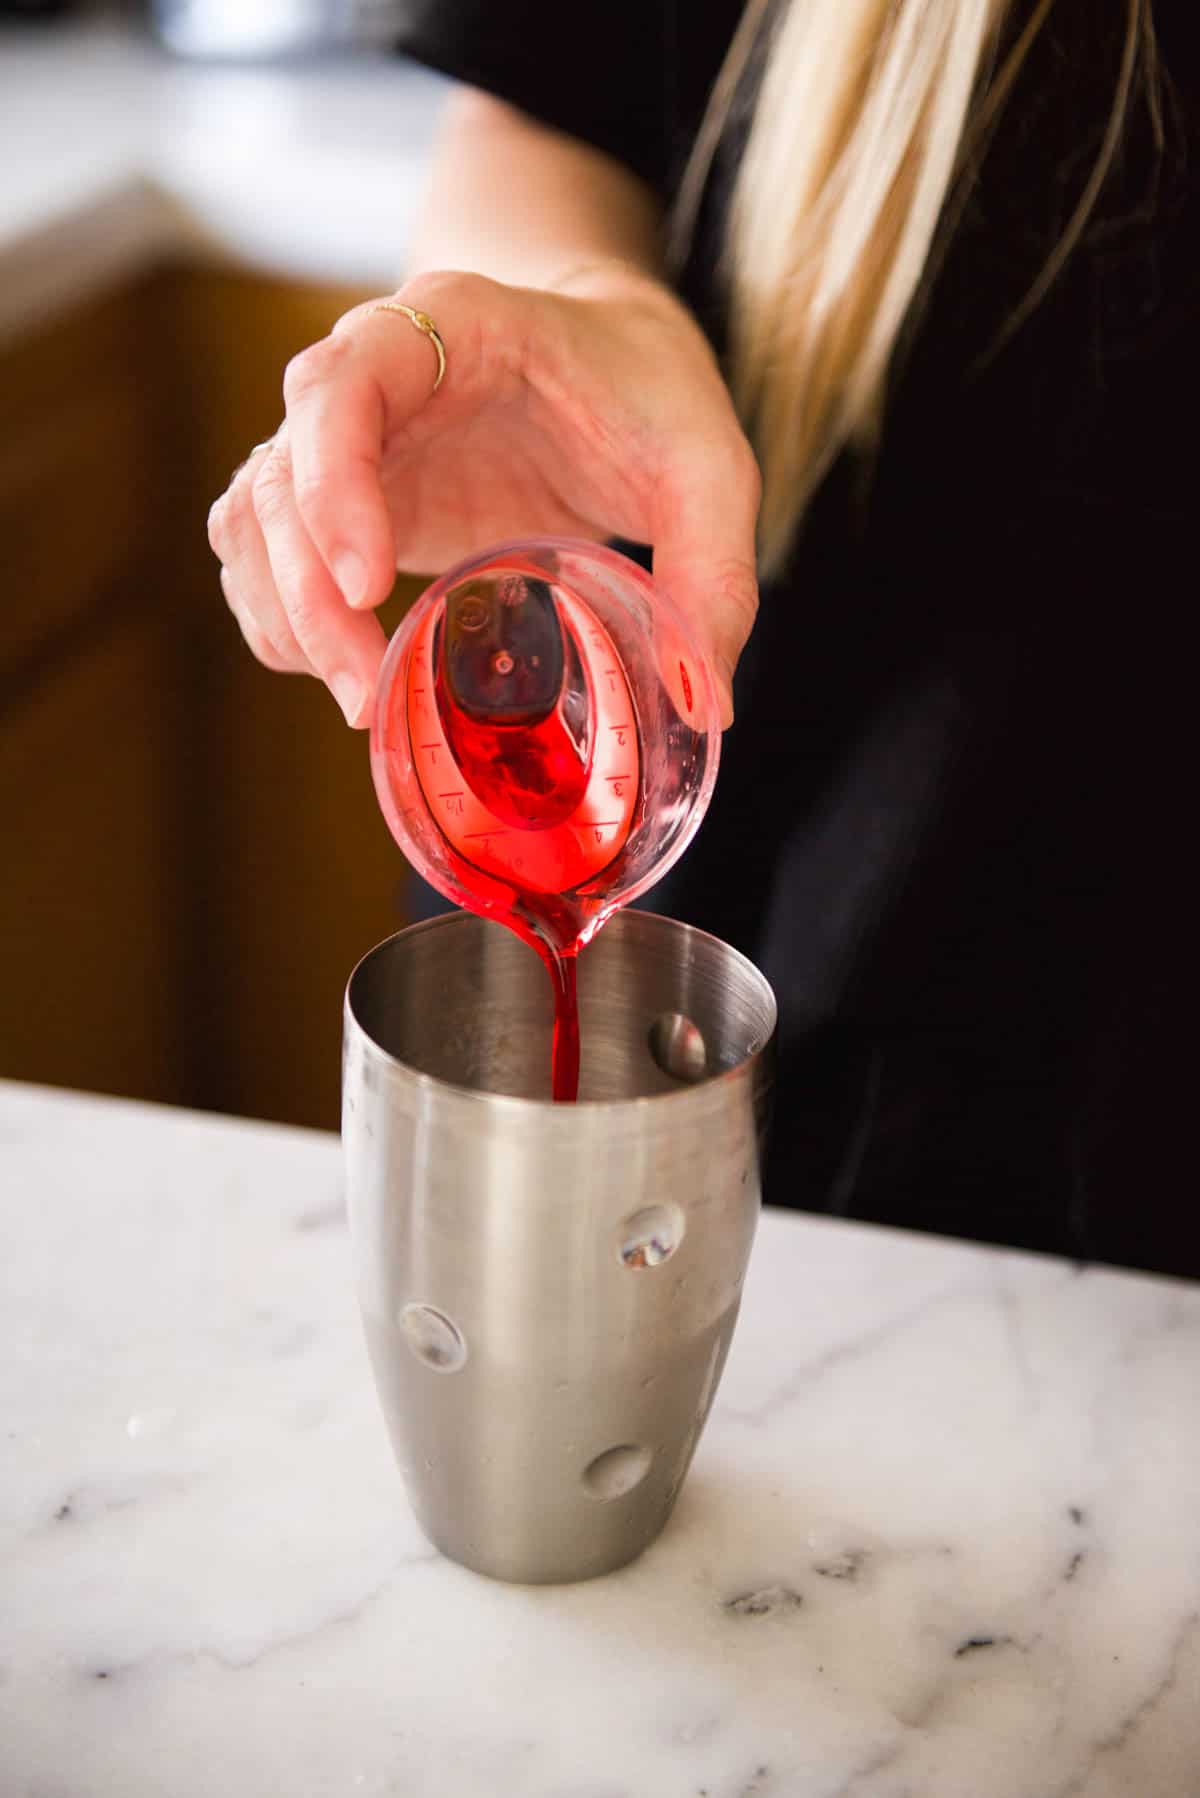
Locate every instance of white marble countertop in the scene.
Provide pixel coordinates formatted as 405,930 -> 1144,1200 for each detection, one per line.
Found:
2,1078 -> 1199,1795
0,15 -> 449,344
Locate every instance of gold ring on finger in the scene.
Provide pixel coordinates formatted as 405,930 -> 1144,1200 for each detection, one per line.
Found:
367,302 -> 447,394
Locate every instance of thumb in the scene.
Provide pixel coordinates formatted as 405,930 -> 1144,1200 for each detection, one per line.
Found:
650,443 -> 761,727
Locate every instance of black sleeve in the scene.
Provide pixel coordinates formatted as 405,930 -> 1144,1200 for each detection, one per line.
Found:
394,0 -> 740,201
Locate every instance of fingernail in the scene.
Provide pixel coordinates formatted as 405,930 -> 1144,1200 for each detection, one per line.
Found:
332,549 -> 369,609
331,672 -> 367,726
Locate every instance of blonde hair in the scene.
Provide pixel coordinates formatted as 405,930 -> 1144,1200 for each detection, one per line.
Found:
674,0 -> 1157,576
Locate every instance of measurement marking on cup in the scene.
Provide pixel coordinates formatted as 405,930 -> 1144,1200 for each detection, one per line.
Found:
438,791 -> 466,817
464,828 -> 510,857
585,820 -> 623,844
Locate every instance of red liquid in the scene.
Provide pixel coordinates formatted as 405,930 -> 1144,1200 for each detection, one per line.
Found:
401,574 -> 642,1103
547,949 -> 581,1103
435,655 -> 591,831
432,681 -> 592,1101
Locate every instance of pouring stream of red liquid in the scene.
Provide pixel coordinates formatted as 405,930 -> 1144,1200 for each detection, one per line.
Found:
419,576 -> 640,1102
432,691 -> 593,1100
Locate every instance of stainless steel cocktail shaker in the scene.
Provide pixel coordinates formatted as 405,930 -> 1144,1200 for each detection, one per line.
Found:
342,909 -> 775,1583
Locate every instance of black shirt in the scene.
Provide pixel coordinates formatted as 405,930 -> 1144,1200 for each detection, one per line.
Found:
396,2 -> 1198,1277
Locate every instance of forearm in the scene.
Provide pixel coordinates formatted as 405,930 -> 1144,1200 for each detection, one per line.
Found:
404,87 -> 667,293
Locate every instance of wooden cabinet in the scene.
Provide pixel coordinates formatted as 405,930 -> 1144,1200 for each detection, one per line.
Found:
1,264 -> 422,1130
0,600 -> 183,1104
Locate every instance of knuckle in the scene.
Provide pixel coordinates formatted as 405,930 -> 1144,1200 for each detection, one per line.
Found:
259,634 -> 299,673
211,482 -> 256,557
290,462 -> 330,521
281,582 -> 323,647
250,452 -> 290,525
248,627 -> 292,672
397,270 -> 506,377
365,269 -> 516,402
712,556 -> 760,638
398,268 -> 486,315
206,495 -> 229,555
282,336 -> 344,406
253,608 -> 300,666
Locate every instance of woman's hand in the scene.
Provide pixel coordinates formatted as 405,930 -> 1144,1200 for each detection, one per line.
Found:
207,263 -> 760,727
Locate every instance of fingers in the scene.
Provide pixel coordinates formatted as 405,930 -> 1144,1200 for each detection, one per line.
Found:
209,439 -> 311,677
278,328 -> 397,614
249,436 -> 387,726
283,277 -> 491,613
219,566 -> 303,674
208,274 -> 486,723
209,431 -> 387,725
650,437 -> 762,728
